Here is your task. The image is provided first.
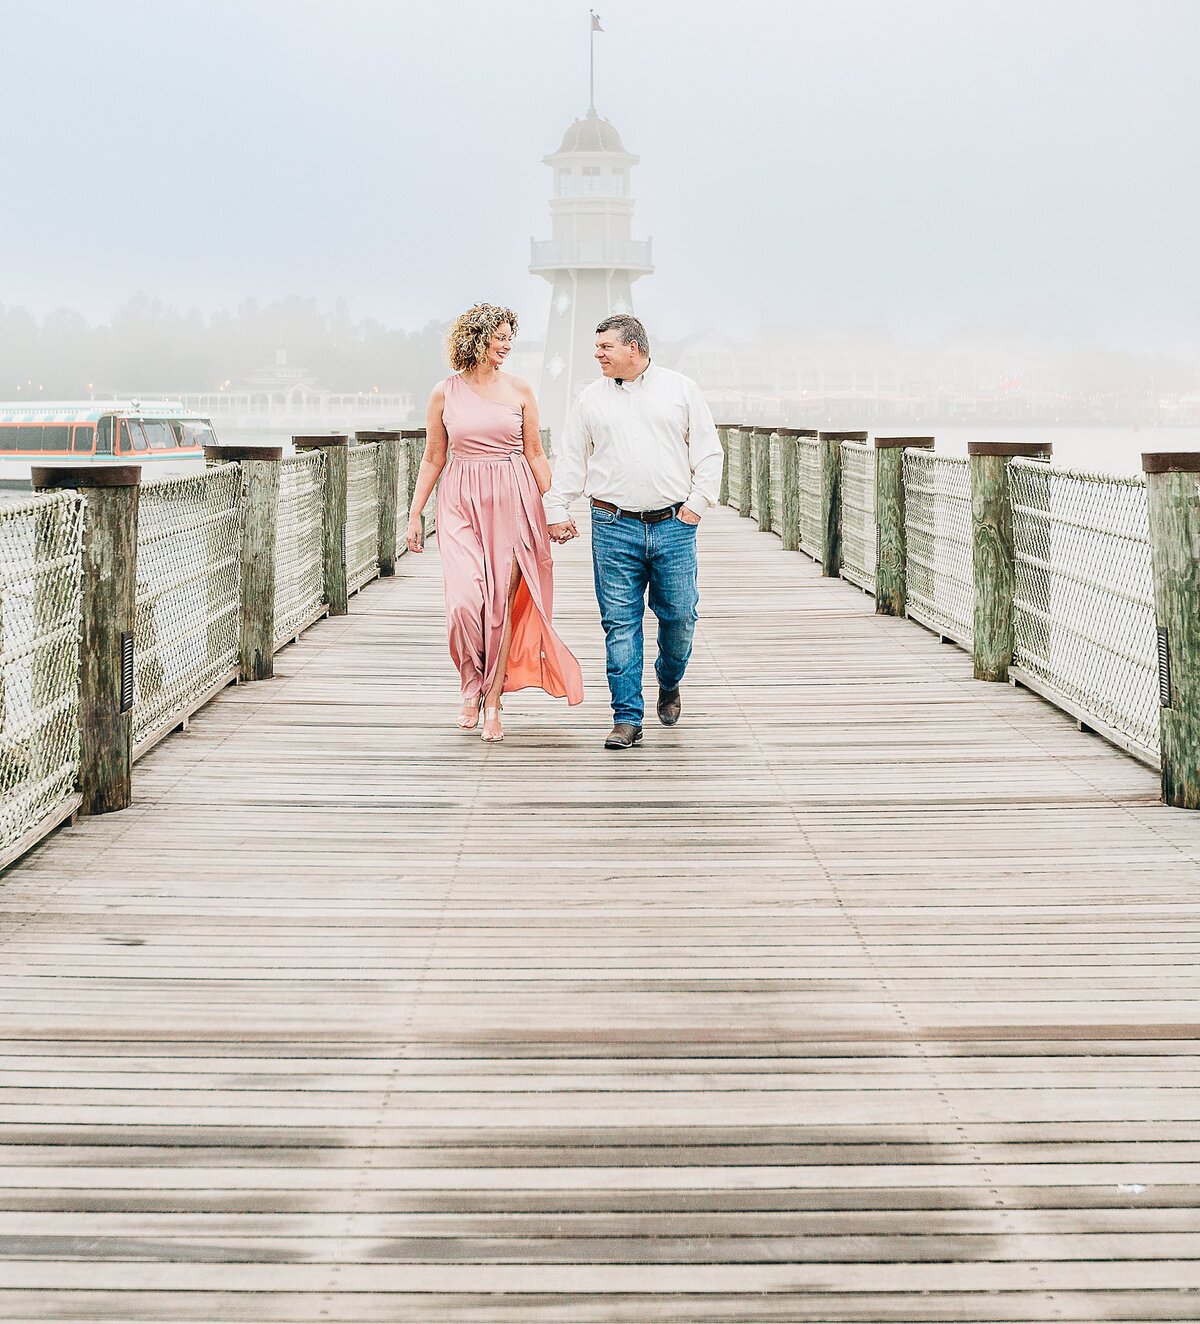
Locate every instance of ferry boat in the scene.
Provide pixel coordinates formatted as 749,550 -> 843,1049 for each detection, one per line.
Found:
0,401 -> 216,489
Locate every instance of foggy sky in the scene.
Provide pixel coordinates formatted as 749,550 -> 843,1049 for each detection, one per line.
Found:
2,0 -> 1197,352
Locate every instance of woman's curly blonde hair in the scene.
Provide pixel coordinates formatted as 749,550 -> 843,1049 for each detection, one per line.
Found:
446,303 -> 518,372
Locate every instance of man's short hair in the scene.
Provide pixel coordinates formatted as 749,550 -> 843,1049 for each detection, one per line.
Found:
596,314 -> 650,357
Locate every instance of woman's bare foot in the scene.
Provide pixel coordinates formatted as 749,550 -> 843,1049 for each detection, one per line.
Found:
457,698 -> 481,730
481,705 -> 504,743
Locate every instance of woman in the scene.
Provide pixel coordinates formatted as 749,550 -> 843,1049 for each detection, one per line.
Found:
406,303 -> 584,742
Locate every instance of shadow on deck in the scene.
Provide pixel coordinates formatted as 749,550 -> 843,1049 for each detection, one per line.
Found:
0,507 -> 1196,1321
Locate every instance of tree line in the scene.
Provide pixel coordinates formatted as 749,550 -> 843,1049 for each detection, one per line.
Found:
0,297 -> 452,402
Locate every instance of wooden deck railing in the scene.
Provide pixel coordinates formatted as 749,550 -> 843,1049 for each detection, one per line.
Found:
718,424 -> 1200,808
5,419 -> 1200,877
2,429 -> 433,872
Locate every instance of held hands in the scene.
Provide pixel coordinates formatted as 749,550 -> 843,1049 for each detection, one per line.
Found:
406,517 -> 424,554
547,518 -> 578,544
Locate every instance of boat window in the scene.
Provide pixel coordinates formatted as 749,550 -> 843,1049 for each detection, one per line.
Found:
178,420 -> 217,449
0,426 -> 40,451
97,417 -> 114,455
120,420 -> 148,453
142,420 -> 174,451
72,426 -> 96,454
41,426 -> 70,452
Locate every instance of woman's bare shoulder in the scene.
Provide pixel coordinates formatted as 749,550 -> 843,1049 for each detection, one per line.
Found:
428,380 -> 448,406
507,374 -> 536,399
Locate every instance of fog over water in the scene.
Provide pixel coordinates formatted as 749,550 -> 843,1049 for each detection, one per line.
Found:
1,0 -> 1198,430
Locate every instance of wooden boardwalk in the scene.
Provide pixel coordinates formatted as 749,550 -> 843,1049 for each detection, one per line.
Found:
0,506 -> 1198,1321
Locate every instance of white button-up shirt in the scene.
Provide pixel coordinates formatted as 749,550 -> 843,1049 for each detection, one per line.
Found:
543,363 -> 724,525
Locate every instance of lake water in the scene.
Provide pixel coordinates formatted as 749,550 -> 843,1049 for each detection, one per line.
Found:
219,423 -> 1200,476
923,425 -> 1200,475
224,424 -> 1200,475
5,423 -> 1199,507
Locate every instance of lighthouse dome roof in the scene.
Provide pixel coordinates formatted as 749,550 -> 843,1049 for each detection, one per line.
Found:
556,109 -> 627,155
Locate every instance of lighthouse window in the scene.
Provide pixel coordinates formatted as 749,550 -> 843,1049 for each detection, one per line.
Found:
556,169 -> 574,197
611,171 -> 626,195
581,167 -> 601,195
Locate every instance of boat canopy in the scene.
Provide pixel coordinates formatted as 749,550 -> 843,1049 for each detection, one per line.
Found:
0,401 -> 205,424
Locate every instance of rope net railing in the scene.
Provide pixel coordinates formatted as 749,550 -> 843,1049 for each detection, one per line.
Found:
769,433 -> 785,534
840,440 -> 876,593
1010,458 -> 1158,760
0,493 -> 84,851
133,466 -> 242,750
421,454 -> 438,536
346,443 -> 381,594
275,451 -> 327,648
796,438 -> 821,560
904,450 -> 974,645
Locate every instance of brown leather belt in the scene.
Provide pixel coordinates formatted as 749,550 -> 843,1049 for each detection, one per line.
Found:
591,498 -> 681,524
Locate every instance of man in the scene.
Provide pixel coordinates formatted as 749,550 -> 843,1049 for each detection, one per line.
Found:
545,315 -> 723,750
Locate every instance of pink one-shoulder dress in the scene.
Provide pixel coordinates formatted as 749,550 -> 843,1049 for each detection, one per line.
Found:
436,375 -> 584,706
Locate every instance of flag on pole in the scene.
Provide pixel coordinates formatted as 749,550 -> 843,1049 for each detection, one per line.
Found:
591,11 -> 603,31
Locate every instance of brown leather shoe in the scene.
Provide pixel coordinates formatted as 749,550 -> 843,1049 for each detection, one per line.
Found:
604,723 -> 643,750
657,687 -> 681,726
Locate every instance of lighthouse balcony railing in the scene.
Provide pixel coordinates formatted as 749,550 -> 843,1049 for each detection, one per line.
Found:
529,239 -> 653,272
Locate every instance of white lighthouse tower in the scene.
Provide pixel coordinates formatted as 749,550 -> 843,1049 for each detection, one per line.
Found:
530,107 -> 653,436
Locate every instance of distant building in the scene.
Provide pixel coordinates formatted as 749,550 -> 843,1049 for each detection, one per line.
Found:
151,351 -> 413,433
531,109 -> 653,436
661,327 -> 1169,427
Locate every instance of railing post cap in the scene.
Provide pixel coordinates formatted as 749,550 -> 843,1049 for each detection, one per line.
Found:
204,444 -> 283,463
398,428 -> 426,439
293,435 -> 350,449
354,430 -> 405,442
1142,452 -> 1200,475
776,427 -> 819,438
818,430 -> 868,442
874,436 -> 935,449
966,441 -> 1052,458
32,463 -> 142,490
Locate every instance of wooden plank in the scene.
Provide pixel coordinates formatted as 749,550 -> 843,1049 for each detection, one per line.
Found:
0,506 -> 1194,1318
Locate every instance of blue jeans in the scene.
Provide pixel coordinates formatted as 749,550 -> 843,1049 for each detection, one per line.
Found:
590,507 -> 699,725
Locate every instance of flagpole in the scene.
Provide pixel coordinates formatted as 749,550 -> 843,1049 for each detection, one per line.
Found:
589,11 -> 595,110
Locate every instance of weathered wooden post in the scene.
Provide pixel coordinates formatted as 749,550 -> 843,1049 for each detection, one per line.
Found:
32,465 -> 141,815
354,431 -> 403,577
967,441 -> 1052,682
753,428 -> 773,532
874,437 -> 935,616
777,428 -> 816,551
817,431 -> 863,577
776,430 -> 799,549
1143,452 -> 1200,808
294,436 -> 349,617
716,424 -> 735,506
539,427 -> 553,460
738,426 -> 754,519
205,444 -> 282,679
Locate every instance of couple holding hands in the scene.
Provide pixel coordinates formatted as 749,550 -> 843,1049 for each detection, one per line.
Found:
406,303 -> 722,749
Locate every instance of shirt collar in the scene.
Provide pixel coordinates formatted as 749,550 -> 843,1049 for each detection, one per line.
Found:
614,360 -> 654,391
